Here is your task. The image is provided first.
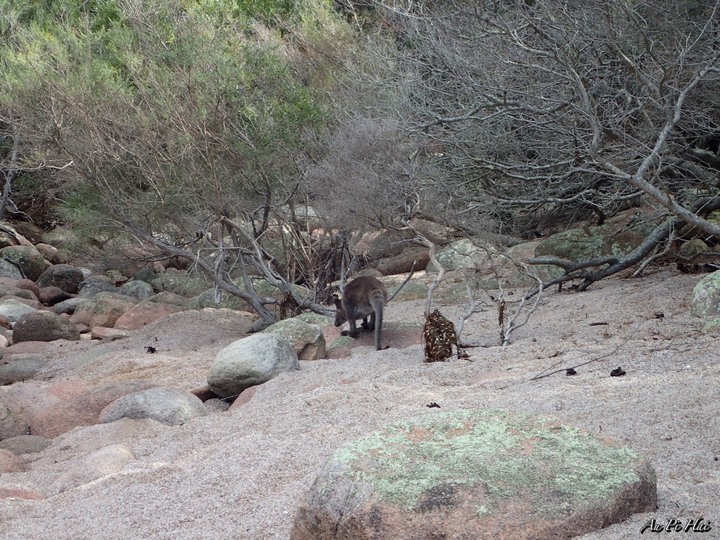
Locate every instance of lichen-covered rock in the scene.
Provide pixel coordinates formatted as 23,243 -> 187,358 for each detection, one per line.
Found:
148,291 -> 190,307
77,275 -> 117,298
36,264 -> 85,294
678,238 -> 709,260
534,209 -> 655,263
189,288 -> 251,311
292,409 -> 657,540
691,270 -> 720,317
0,245 -> 50,281
263,318 -> 327,360
536,228 -> 618,261
132,267 -> 158,284
428,238 -> 491,272
0,297 -> 37,323
120,280 -> 155,300
13,311 -> 81,343
207,333 -> 299,398
0,259 -> 22,280
151,268 -> 211,297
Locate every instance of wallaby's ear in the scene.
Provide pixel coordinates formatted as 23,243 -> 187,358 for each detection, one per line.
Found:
332,294 -> 342,307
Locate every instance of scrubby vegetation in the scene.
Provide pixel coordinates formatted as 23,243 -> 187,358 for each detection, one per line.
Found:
2,0 -> 720,322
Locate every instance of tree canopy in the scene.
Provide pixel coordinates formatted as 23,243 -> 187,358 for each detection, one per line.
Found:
2,0 -> 720,321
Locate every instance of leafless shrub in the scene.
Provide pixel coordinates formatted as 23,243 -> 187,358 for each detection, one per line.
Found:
306,116 -> 425,229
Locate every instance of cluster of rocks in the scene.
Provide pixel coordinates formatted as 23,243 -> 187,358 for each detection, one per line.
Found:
1,216 -> 719,535
0,224 -> 335,496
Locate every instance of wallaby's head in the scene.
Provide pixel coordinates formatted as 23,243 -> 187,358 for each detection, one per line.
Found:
333,295 -> 347,327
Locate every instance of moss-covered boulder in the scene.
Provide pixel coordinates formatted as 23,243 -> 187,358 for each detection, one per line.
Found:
189,288 -> 251,311
295,312 -> 333,326
428,238 -> 491,272
691,270 -> 720,317
13,311 -> 81,343
38,264 -> 85,294
0,246 -> 50,281
535,209 -> 656,263
387,280 -> 428,301
151,268 -> 211,297
292,409 -> 656,540
263,317 -> 327,360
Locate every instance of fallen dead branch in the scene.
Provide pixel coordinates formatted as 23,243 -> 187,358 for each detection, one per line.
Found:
530,339 -> 630,381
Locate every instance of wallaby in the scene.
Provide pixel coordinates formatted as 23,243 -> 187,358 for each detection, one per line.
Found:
334,276 -> 388,351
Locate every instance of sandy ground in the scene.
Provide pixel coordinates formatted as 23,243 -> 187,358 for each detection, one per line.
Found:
0,266 -> 718,539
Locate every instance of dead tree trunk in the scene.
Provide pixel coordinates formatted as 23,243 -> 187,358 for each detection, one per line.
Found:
526,217 -> 682,297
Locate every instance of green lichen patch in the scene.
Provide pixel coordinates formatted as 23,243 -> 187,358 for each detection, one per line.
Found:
692,270 -> 720,317
295,313 -> 333,326
331,409 -> 649,517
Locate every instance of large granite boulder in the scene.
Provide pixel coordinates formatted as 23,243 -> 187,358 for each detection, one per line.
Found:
49,444 -> 135,495
99,387 -> 209,426
1,380 -> 154,439
0,282 -> 38,302
0,448 -> 24,473
70,292 -> 138,328
0,434 -> 51,455
12,310 -> 81,343
151,268 -> 211,297
0,297 -> 37,323
119,279 -> 155,300
113,300 -> 186,330
427,238 -> 490,272
37,286 -> 73,306
12,278 -> 40,298
691,270 -> 720,317
207,333 -> 299,398
190,288 -> 251,311
534,209 -> 658,263
292,409 -> 657,540
263,317 -> 327,360
0,259 -> 23,280
36,264 -> 85,294
77,275 -> 118,298
0,393 -> 29,440
0,245 -> 50,281
0,357 -> 48,385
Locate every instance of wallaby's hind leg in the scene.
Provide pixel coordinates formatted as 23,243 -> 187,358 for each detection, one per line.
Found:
361,313 -> 376,331
341,303 -> 360,338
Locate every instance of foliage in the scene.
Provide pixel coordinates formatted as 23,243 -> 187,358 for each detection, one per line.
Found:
0,0 -> 341,237
366,0 -> 720,237
3,0 -> 720,320
0,0 -> 366,322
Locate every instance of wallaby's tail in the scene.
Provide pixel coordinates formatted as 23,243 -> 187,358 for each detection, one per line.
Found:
375,303 -> 384,351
